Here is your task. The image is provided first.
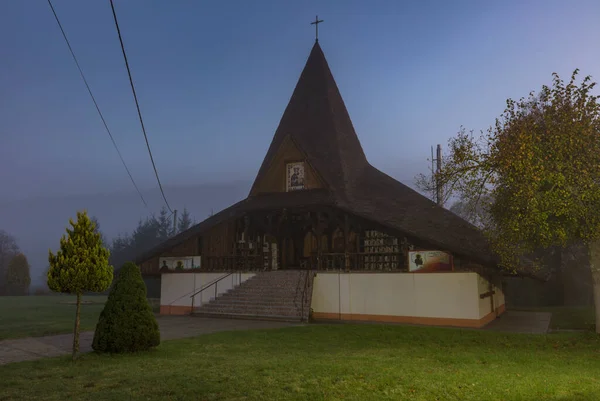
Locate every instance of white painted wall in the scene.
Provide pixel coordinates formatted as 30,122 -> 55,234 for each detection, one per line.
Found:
312,272 -> 501,321
160,272 -> 256,308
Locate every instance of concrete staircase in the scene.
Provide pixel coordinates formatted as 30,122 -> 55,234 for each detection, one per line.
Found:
192,270 -> 314,322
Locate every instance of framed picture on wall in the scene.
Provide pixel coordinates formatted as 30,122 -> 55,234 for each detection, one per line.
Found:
408,250 -> 453,273
159,256 -> 201,271
286,162 -> 305,191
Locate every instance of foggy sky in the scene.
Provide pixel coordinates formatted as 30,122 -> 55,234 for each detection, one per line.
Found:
2,0 -> 600,205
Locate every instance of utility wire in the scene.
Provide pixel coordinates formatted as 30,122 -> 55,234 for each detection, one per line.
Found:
109,0 -> 173,213
48,0 -> 148,207
46,0 -> 148,208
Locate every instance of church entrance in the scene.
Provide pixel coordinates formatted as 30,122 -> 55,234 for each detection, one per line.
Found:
281,234 -> 311,270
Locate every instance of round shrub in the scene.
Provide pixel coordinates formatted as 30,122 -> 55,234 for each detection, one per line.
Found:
92,262 -> 160,353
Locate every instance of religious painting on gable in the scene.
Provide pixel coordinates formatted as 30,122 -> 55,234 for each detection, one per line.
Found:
286,162 -> 305,191
408,250 -> 453,272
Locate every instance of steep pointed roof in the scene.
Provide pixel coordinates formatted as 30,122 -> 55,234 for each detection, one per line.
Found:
250,41 -> 368,199
248,41 -> 497,266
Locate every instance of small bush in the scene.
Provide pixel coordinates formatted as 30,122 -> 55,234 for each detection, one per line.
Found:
92,262 -> 160,353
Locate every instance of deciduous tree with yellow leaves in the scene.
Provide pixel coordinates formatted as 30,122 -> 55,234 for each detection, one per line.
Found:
435,70 -> 600,332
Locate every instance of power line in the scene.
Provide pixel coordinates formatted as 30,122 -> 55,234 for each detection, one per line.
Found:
109,0 -> 173,214
46,0 -> 148,209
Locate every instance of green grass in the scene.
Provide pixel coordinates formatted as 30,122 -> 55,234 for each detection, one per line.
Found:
514,306 -> 596,331
0,295 -> 107,340
1,324 -> 600,401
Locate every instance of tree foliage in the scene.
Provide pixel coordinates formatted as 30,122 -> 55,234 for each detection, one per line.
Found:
157,206 -> 173,240
6,253 -> 31,295
437,70 -> 600,271
47,210 -> 113,359
48,211 -> 113,294
109,207 -> 196,273
449,195 -> 493,230
436,70 -> 600,332
92,262 -> 160,353
414,149 -> 455,207
178,207 -> 193,233
91,215 -> 107,247
110,217 -> 162,272
0,230 -> 20,295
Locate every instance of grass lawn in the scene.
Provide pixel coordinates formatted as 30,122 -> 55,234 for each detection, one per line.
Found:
0,295 -> 107,340
514,306 -> 596,331
1,324 -> 600,401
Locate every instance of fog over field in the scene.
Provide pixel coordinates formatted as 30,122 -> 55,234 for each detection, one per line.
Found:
0,181 -> 251,288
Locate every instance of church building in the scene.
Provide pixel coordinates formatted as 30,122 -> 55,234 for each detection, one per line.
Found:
135,39 -> 506,328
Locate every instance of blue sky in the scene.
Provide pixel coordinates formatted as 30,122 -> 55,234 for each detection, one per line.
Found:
1,0 -> 599,204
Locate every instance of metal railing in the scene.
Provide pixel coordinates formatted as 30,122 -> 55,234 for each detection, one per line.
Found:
300,269 -> 312,322
189,272 -> 242,309
165,272 -> 241,312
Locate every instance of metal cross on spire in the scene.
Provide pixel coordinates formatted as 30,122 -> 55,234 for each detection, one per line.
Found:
311,15 -> 324,41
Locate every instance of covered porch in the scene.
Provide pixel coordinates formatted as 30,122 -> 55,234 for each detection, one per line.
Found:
200,206 -> 416,273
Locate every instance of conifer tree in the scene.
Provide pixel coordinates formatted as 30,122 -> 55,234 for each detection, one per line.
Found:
48,211 -> 113,359
177,207 -> 193,233
6,253 -> 31,295
157,206 -> 173,239
92,261 -> 160,353
0,230 -> 20,296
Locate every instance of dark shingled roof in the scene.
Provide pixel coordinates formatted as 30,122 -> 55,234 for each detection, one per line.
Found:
135,190 -> 334,263
250,41 -> 368,201
341,166 -> 496,266
136,41 -> 497,267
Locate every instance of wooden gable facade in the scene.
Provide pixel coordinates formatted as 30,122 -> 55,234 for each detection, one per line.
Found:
250,135 -> 325,195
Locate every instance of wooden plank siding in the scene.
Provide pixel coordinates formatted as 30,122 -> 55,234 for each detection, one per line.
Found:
139,256 -> 160,275
137,208 -> 493,276
202,219 -> 237,270
250,135 -> 325,195
162,236 -> 199,258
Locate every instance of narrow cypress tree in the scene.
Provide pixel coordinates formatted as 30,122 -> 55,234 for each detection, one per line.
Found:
92,262 -> 160,353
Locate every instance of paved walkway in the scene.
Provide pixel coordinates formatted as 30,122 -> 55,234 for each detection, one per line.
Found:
482,310 -> 552,334
0,316 -> 300,366
0,311 -> 554,366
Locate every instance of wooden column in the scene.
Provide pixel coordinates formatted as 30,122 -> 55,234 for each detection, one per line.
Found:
312,211 -> 327,271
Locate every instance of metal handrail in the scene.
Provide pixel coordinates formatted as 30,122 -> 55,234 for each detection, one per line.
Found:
300,267 -> 312,322
166,272 -> 235,309
189,272 -> 234,299
190,271 -> 243,310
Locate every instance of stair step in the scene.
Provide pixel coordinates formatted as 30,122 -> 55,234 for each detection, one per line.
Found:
198,303 -> 302,311
224,291 -> 299,296
192,311 -> 303,323
219,291 -> 302,299
197,305 -> 301,315
186,271 -> 314,323
204,297 -> 302,306
197,311 -> 300,318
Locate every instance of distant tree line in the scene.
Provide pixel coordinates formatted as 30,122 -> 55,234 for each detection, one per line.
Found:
0,230 -> 31,295
108,206 -> 193,272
